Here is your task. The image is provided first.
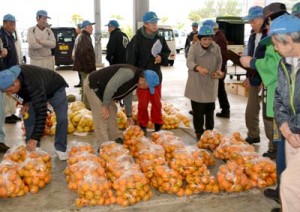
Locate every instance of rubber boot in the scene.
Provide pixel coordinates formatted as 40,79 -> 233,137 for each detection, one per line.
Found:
154,124 -> 162,132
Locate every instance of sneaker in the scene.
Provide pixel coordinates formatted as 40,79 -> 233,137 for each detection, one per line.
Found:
216,111 -> 230,118
0,142 -> 10,153
5,116 -> 17,124
245,136 -> 260,144
264,188 -> 280,203
55,150 -> 68,161
11,114 -> 21,121
263,150 -> 276,160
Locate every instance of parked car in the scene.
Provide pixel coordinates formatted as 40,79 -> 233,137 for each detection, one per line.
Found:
173,29 -> 186,53
51,27 -> 76,66
158,25 -> 176,66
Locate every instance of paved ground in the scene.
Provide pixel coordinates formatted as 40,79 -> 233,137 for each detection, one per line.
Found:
0,53 -> 280,211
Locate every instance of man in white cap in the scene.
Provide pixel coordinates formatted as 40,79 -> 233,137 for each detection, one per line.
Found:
27,10 -> 56,70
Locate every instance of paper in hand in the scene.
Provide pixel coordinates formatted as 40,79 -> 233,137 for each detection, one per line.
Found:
151,39 -> 162,57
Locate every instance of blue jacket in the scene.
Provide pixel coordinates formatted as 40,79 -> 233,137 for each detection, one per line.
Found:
0,27 -> 18,69
274,58 -> 300,134
246,32 -> 267,86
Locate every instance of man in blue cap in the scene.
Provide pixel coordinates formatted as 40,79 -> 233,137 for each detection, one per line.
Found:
266,14 -> 300,212
83,64 -> 159,148
126,11 -> 170,135
0,13 -> 20,152
105,20 -> 129,65
27,10 -> 56,70
240,6 -> 274,158
0,64 -> 69,160
184,21 -> 199,58
185,25 -> 223,140
73,20 -> 96,109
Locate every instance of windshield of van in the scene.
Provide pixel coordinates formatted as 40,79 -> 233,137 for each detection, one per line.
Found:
55,30 -> 76,43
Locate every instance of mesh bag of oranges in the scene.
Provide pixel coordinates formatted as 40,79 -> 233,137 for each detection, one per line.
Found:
0,169 -> 29,198
197,130 -> 224,150
99,141 -> 130,167
27,149 -> 52,170
217,160 -> 251,193
122,125 -> 145,156
213,136 -> 255,160
113,170 -> 152,207
68,101 -> 86,113
65,160 -> 106,191
68,151 -> 102,166
75,176 -> 115,208
243,157 -> 277,189
3,145 -> 27,163
230,151 -> 260,165
151,130 -> 174,144
137,141 -> 165,164
18,158 -> 52,194
151,164 -> 184,195
105,154 -> 141,182
185,168 -> 220,195
140,157 -> 166,179
117,110 -> 128,130
69,141 -> 95,157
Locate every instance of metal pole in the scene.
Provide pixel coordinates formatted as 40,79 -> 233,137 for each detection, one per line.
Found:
94,0 -> 104,67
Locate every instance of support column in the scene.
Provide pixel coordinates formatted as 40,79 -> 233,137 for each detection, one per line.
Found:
94,0 -> 104,67
133,0 -> 149,34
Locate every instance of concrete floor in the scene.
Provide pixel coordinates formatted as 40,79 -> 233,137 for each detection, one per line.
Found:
0,53 -> 280,211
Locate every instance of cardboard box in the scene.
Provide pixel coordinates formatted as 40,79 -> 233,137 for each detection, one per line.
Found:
237,84 -> 249,97
225,83 -> 238,95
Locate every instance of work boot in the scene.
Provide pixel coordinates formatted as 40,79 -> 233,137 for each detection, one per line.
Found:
189,110 -> 194,116
5,116 -> 17,124
216,110 -> 230,118
115,137 -> 123,145
196,133 -> 202,141
74,84 -> 81,88
0,142 -> 10,153
263,149 -> 276,160
154,124 -> 162,132
264,188 -> 280,203
140,126 -> 147,136
245,136 -> 260,144
11,114 -> 21,121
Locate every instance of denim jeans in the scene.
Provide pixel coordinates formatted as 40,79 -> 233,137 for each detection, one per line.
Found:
24,87 -> 68,152
0,91 -> 5,142
275,138 -> 286,192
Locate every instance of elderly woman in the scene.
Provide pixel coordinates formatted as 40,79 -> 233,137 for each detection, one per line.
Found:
185,25 -> 222,140
266,14 -> 300,212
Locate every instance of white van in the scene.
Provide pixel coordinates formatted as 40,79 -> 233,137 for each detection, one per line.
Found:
173,29 -> 186,53
158,25 -> 176,66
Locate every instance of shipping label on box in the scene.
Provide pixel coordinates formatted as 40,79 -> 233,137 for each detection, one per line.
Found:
237,84 -> 249,97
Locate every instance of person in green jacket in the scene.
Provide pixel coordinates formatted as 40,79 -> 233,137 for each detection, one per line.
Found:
240,3 -> 288,210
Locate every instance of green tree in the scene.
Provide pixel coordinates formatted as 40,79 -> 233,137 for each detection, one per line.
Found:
160,16 -> 168,24
111,14 -> 123,20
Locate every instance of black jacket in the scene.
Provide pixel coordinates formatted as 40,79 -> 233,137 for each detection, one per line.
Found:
0,27 -> 18,69
126,27 -> 170,83
17,65 -> 68,141
106,28 -> 129,65
89,64 -> 142,101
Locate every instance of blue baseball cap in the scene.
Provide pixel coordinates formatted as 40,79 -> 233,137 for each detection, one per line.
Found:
105,20 -> 119,28
243,6 -> 263,21
292,2 -> 300,16
198,25 -> 214,36
202,20 -> 216,28
143,11 -> 159,23
0,65 -> 21,91
191,22 -> 199,27
260,14 -> 300,45
36,10 -> 51,19
80,20 -> 95,29
3,14 -> 16,22
144,70 -> 159,95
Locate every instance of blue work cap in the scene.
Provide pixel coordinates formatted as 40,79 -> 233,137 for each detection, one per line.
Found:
36,10 -> 51,19
198,25 -> 214,36
143,11 -> 160,23
105,20 -> 119,28
3,14 -> 16,22
0,65 -> 21,91
80,20 -> 95,29
144,70 -> 159,95
243,6 -> 263,21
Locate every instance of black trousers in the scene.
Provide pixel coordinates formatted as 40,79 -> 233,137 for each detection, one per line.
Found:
218,77 -> 230,113
191,101 -> 215,136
